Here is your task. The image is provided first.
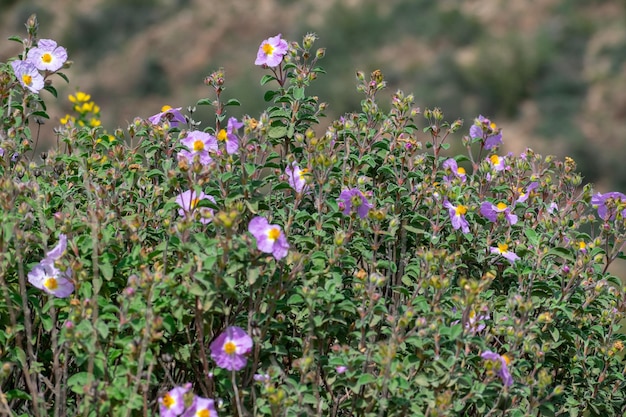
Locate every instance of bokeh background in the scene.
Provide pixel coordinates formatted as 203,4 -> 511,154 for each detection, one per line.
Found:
1,0 -> 626,193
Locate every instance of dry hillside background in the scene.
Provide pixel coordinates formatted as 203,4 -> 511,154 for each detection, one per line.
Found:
1,0 -> 626,191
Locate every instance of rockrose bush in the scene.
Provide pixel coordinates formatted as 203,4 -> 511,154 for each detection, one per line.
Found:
2,15 -> 626,417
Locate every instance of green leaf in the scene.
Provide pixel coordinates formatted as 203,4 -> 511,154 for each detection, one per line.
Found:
264,90 -> 279,102
225,98 -> 241,106
67,372 -> 91,394
354,373 -> 376,390
8,36 -> 23,44
293,87 -> 305,100
268,125 -> 287,139
260,75 -> 276,86
197,98 -> 213,106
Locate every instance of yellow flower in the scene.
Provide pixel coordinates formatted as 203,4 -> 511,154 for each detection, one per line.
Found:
89,118 -> 101,127
69,91 -> 91,103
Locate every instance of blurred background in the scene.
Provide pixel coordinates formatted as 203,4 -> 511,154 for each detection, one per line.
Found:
1,0 -> 626,192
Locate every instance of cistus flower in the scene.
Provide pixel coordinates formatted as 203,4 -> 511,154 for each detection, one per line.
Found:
480,201 -> 518,225
285,162 -> 308,193
490,243 -> 520,264
516,182 -> 539,203
26,39 -> 67,72
442,158 -> 466,182
466,309 -> 490,334
159,384 -> 192,417
178,131 -> 218,166
254,34 -> 289,67
209,326 -> 253,371
176,190 -> 216,224
11,60 -> 44,93
487,154 -> 507,172
182,396 -> 218,417
481,350 -> 513,387
149,105 -> 186,128
336,366 -> 348,374
591,191 -> 626,220
248,216 -> 289,260
27,234 -> 74,298
338,188 -> 372,219
470,115 -> 502,150
443,200 -> 470,234
216,117 -> 243,154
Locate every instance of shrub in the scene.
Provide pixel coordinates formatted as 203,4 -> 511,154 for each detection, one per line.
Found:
1,15 -> 626,417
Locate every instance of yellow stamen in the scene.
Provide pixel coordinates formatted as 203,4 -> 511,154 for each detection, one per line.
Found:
190,197 -> 200,210
161,105 -> 172,112
490,155 -> 500,165
457,167 -> 466,175
21,74 -> 32,86
224,340 -> 237,355
268,227 -> 280,241
217,129 -> 228,142
578,241 -> 586,250
193,140 -> 205,152
497,243 -> 509,253
262,43 -> 275,55
490,122 -> 497,130
456,205 -> 467,215
162,393 -> 175,408
496,202 -> 507,210
502,353 -> 511,365
42,52 -> 52,63
198,410 -> 210,417
44,277 -> 58,290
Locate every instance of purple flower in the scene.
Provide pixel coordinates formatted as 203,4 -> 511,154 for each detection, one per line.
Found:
149,105 -> 186,128
338,188 -> 372,219
253,373 -> 270,383
470,115 -> 502,150
215,117 -> 243,154
516,182 -> 539,203
466,309 -> 489,334
178,131 -> 218,166
255,34 -> 289,67
26,39 -> 67,72
176,190 -> 216,224
336,366 -> 348,374
592,191 -> 626,220
248,216 -> 289,260
27,234 -> 73,298
547,201 -> 559,214
487,154 -> 507,172
481,350 -> 513,387
480,202 -> 517,225
182,396 -> 218,417
159,385 -> 192,417
442,158 -> 466,182
209,326 -> 253,371
490,243 -> 519,264
443,200 -> 470,234
285,162 -> 308,193
11,60 -> 44,93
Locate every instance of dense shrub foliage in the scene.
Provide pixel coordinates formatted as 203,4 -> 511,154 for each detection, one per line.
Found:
2,16 -> 626,417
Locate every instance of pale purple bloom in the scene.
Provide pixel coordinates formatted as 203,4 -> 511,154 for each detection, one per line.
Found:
149,106 -> 186,128
592,191 -> 626,220
490,243 -> 519,264
255,34 -> 289,67
547,201 -> 559,214
442,158 -> 466,182
443,200 -> 470,234
178,131 -> 217,166
27,263 -> 74,298
248,216 -> 289,260
253,373 -> 270,383
480,202 -> 517,225
175,190 -> 215,224
216,117 -> 243,154
27,234 -> 73,298
11,60 -> 44,93
336,366 -> 348,374
285,162 -> 308,193
470,115 -> 502,150
182,396 -> 218,417
159,384 -> 191,417
26,39 -> 67,72
481,350 -> 513,387
338,188 -> 372,219
516,182 -> 539,203
487,154 -> 507,172
210,326 -> 253,371
466,309 -> 489,334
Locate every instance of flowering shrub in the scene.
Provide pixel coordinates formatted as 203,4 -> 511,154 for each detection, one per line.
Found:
1,15 -> 626,417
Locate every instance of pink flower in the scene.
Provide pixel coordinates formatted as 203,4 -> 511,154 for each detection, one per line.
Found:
209,326 -> 253,371
487,154 -> 507,172
481,350 -> 513,387
285,162 -> 308,193
338,188 -> 372,219
442,158 -> 466,183
159,384 -> 192,417
480,202 -> 517,225
248,216 -> 289,260
149,105 -> 186,128
27,234 -> 74,298
470,115 -> 502,150
11,60 -> 44,93
255,34 -> 289,67
178,131 -> 218,166
181,396 -> 218,417
26,39 -> 67,72
175,190 -> 216,224
215,117 -> 243,154
443,200 -> 470,234
490,243 -> 519,264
